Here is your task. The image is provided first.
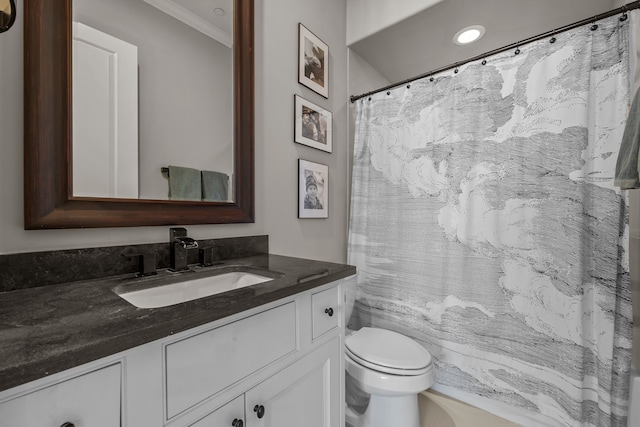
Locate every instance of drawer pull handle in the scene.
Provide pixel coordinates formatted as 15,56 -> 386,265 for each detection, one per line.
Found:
232,418 -> 244,427
254,404 -> 265,419
325,307 -> 334,317
60,423 -> 75,427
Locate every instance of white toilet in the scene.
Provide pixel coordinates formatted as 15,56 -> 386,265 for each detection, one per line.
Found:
344,279 -> 435,427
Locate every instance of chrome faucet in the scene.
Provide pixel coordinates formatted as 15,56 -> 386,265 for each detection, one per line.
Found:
170,227 -> 199,271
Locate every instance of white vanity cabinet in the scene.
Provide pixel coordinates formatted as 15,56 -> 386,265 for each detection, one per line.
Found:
0,276 -> 351,427
0,362 -> 122,427
172,280 -> 345,427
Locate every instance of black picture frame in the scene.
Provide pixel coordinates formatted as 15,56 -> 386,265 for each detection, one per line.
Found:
298,159 -> 328,218
298,23 -> 329,98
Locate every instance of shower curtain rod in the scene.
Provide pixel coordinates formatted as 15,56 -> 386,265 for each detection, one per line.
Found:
350,0 -> 640,103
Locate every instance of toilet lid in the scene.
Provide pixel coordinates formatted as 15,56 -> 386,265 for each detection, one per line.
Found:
345,327 -> 432,373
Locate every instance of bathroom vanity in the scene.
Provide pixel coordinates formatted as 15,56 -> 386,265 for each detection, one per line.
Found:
0,252 -> 355,427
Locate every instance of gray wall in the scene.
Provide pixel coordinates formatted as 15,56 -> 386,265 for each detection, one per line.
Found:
0,0 -> 349,264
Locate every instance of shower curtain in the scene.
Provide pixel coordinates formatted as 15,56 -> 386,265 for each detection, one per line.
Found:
348,12 -> 633,427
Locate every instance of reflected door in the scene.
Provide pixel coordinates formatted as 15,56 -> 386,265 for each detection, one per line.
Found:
72,22 -> 139,199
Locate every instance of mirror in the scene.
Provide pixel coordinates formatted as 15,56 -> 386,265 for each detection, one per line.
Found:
24,0 -> 254,228
0,0 -> 16,33
72,0 -> 234,201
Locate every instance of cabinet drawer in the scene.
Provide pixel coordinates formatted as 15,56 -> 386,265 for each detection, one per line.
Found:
165,301 -> 297,419
311,286 -> 340,339
0,363 -> 121,427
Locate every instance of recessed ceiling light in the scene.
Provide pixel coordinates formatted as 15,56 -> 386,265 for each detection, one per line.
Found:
453,25 -> 485,45
213,7 -> 226,16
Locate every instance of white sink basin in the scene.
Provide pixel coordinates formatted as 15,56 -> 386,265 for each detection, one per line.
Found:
117,272 -> 273,308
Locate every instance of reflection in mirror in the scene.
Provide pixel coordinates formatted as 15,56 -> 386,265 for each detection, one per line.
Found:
0,0 -> 16,33
73,0 -> 234,202
23,0 -> 254,229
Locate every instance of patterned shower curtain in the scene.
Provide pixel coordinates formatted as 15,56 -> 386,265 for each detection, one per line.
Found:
348,13 -> 633,427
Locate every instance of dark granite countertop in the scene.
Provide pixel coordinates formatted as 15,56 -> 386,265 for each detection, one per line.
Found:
0,254 -> 355,393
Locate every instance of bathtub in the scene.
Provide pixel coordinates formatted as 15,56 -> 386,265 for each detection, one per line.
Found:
629,364 -> 640,427
427,372 -> 640,427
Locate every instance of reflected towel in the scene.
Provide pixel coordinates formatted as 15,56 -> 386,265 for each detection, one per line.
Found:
168,165 -> 201,201
201,170 -> 229,202
615,89 -> 640,189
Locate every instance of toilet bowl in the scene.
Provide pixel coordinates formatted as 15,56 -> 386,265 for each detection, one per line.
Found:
345,327 -> 435,427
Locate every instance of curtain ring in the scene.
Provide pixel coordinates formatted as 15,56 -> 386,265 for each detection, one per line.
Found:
550,36 -> 556,44
481,59 -> 487,65
406,84 -> 411,89
620,6 -> 628,22
430,77 -> 434,82
514,48 -> 521,55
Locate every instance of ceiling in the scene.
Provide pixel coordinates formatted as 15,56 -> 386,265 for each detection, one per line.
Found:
172,0 -> 233,34
349,0 -> 620,85
143,0 -> 233,46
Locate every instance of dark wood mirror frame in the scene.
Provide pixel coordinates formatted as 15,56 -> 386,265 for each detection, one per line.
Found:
24,0 -> 254,229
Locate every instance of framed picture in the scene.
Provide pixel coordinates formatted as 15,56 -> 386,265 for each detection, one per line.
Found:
298,23 -> 329,98
298,159 -> 328,218
294,95 -> 332,153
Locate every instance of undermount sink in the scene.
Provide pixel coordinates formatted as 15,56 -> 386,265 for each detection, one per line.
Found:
116,271 -> 274,309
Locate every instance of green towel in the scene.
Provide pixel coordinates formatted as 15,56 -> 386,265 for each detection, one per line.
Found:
615,89 -> 640,189
167,165 -> 201,201
201,170 -> 229,202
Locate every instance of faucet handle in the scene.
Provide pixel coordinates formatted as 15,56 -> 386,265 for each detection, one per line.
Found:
198,246 -> 218,267
123,253 -> 157,277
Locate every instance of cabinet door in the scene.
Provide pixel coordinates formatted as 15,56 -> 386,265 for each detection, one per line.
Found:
0,363 -> 121,427
246,336 -> 340,427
